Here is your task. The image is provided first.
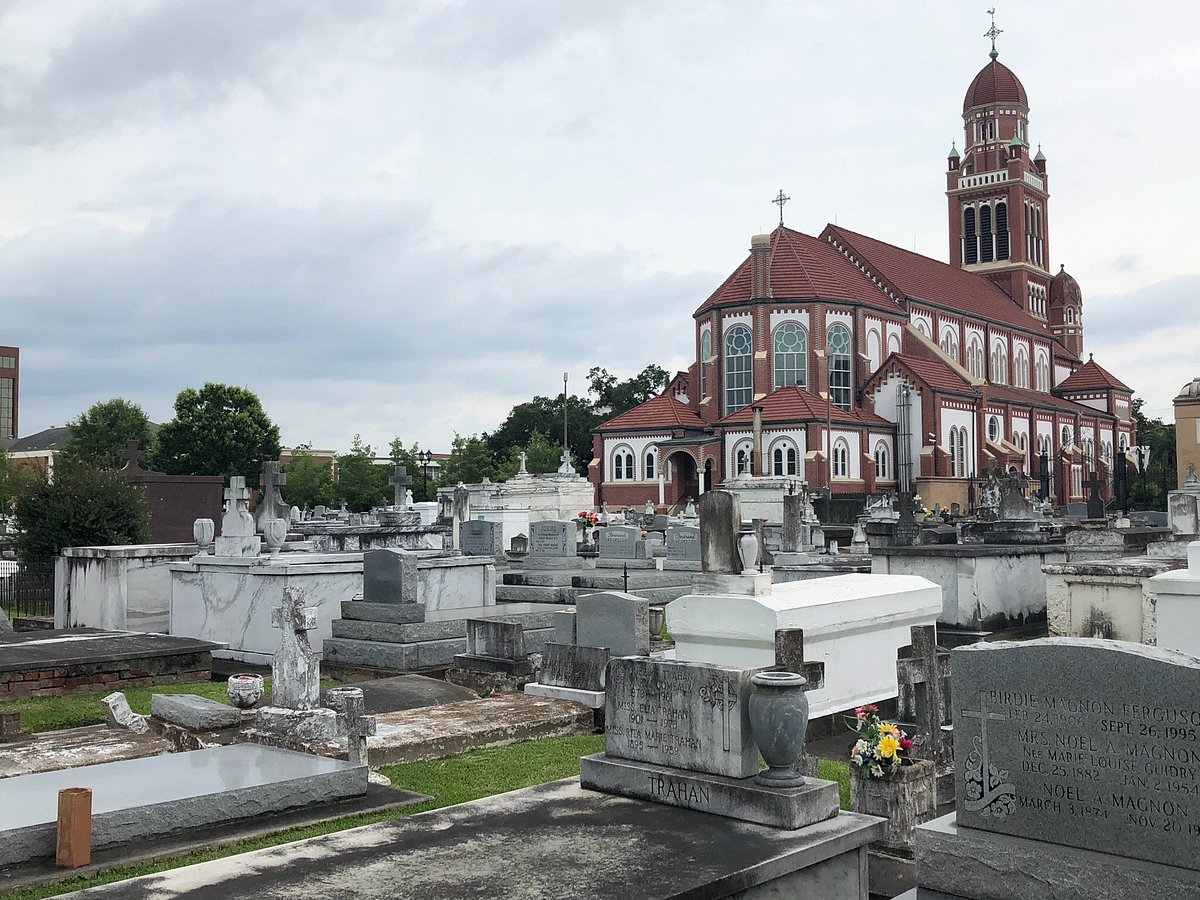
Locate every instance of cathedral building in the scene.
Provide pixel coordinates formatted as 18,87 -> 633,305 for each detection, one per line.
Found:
590,43 -> 1135,513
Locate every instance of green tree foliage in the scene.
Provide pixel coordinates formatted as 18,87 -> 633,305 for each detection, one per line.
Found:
63,398 -> 155,469
495,429 -> 561,480
388,438 -> 435,502
439,434 -> 497,486
12,457 -> 151,568
588,364 -> 670,416
1130,397 -> 1177,510
283,448 -> 335,510
149,383 -> 281,482
335,435 -> 388,512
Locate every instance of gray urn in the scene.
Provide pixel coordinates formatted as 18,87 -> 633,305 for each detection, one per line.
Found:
193,518 -> 215,554
749,671 -> 809,787
264,518 -> 288,555
737,532 -> 759,574
227,673 -> 265,709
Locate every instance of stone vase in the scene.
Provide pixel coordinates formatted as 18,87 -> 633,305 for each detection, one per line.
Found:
748,671 -> 809,787
737,531 -> 759,574
849,758 -> 938,856
649,606 -> 665,640
264,518 -> 288,555
193,518 -> 215,554
227,673 -> 265,709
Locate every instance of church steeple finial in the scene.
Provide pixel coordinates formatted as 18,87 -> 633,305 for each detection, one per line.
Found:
985,8 -> 1003,59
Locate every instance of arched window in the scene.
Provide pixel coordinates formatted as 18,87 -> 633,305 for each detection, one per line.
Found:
827,324 -> 852,410
724,325 -> 752,413
644,450 -> 656,481
1035,352 -> 1049,392
773,323 -> 807,390
699,329 -> 711,398
966,335 -> 985,379
887,333 -> 902,354
1014,346 -> 1029,389
980,204 -> 994,263
1119,433 -> 1129,452
612,449 -> 634,480
915,319 -> 931,338
1102,441 -> 1112,468
990,340 -> 1008,384
832,438 -> 850,478
874,441 -> 891,480
867,329 -> 882,371
772,441 -> 798,476
939,327 -> 959,361
734,441 -> 754,476
964,207 -> 978,264
995,201 -> 1009,260
949,427 -> 969,478
1060,425 -> 1072,448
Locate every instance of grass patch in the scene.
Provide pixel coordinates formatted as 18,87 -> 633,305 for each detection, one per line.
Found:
818,758 -> 851,809
1,679 -> 339,734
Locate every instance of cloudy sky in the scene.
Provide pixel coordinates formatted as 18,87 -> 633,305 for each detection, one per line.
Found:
2,1 -> 1196,453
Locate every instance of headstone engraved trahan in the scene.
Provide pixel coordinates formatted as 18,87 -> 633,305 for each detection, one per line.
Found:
602,657 -> 758,778
952,638 -> 1200,869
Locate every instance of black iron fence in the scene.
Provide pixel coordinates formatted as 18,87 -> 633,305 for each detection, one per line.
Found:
0,563 -> 54,620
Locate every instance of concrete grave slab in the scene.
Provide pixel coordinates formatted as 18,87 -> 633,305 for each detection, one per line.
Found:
150,693 -> 242,731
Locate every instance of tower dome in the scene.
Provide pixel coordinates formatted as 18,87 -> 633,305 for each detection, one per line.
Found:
1049,264 -> 1081,308
963,58 -> 1028,113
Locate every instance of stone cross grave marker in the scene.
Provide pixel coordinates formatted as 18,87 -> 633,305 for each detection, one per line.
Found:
1086,471 -> 1105,520
389,465 -> 412,508
270,587 -> 320,710
256,461 -> 290,532
952,637 -> 1200,869
896,625 -> 952,768
119,440 -> 145,472
215,476 -> 261,557
325,686 -> 376,766
773,628 -> 825,690
517,451 -> 528,476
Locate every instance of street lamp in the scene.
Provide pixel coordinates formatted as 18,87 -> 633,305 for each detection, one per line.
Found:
418,449 -> 432,499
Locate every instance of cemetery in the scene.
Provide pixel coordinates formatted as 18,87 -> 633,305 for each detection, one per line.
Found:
0,9 -> 1197,900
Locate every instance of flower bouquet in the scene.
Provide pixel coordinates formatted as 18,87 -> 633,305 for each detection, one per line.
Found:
576,510 -> 599,527
848,704 -> 914,779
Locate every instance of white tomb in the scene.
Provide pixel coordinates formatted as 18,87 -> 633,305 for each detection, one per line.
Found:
1147,541 -> 1200,657
667,573 -> 941,718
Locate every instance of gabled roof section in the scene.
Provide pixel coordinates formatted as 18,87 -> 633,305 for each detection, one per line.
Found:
823,225 -> 1051,335
985,383 -> 1117,420
596,392 -> 705,431
719,385 -> 892,427
894,354 -> 974,393
695,226 -> 904,316
1055,356 -> 1132,393
5,426 -> 71,452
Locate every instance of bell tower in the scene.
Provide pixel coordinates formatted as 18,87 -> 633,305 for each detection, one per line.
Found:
946,13 -> 1051,320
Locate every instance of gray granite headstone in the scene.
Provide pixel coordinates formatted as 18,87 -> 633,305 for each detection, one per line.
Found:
605,657 -> 759,778
698,490 -> 741,574
953,638 -> 1200,870
362,548 -> 419,604
576,591 -> 649,658
539,642 -> 609,691
465,619 -> 526,661
460,520 -> 503,557
666,525 -> 701,561
598,525 -> 641,560
510,533 -> 529,554
554,609 -> 577,645
529,520 -> 577,558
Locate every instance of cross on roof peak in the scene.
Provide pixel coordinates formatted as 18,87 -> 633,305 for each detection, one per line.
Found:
984,8 -> 1003,59
772,189 -> 791,227
120,440 -> 145,466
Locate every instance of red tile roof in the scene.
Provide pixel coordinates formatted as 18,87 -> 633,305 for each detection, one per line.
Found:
823,225 -> 1051,335
719,385 -> 892,427
1055,357 -> 1132,393
963,58 -> 1028,112
888,354 -> 974,393
695,227 -> 903,315
984,383 -> 1115,419
596,393 -> 706,431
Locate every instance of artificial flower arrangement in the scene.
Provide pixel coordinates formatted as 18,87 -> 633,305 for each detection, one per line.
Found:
576,510 -> 599,526
848,704 -> 914,779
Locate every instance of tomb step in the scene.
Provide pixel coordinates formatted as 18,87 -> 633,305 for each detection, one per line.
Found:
573,572 -> 677,589
332,612 -> 558,645
495,585 -> 577,604
323,630 -> 554,671
502,572 -> 579,587
340,601 -> 427,625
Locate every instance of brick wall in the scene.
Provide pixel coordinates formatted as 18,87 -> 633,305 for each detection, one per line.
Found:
0,651 -> 212,700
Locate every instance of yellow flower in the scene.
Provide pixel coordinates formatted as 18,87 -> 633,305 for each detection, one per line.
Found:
879,722 -> 901,737
877,735 -> 900,758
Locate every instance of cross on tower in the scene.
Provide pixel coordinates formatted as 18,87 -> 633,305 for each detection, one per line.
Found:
120,441 -> 145,471
984,8 -> 1003,59
772,189 -> 791,226
389,465 -> 412,507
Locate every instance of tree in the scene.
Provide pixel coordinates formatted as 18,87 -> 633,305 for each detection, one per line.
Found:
63,398 -> 154,469
439,433 -> 497,486
1130,397 -> 1177,509
149,383 -> 281,482
495,429 -> 562,480
335,435 -> 388,512
388,438 -> 435,502
486,395 -> 597,473
283,448 -> 335,510
12,457 -> 150,569
588,364 -> 670,416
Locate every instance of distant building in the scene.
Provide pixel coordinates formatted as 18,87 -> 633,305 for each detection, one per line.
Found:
591,44 -> 1134,513
0,346 -> 17,442
1175,378 -> 1200,486
3,426 -> 71,476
